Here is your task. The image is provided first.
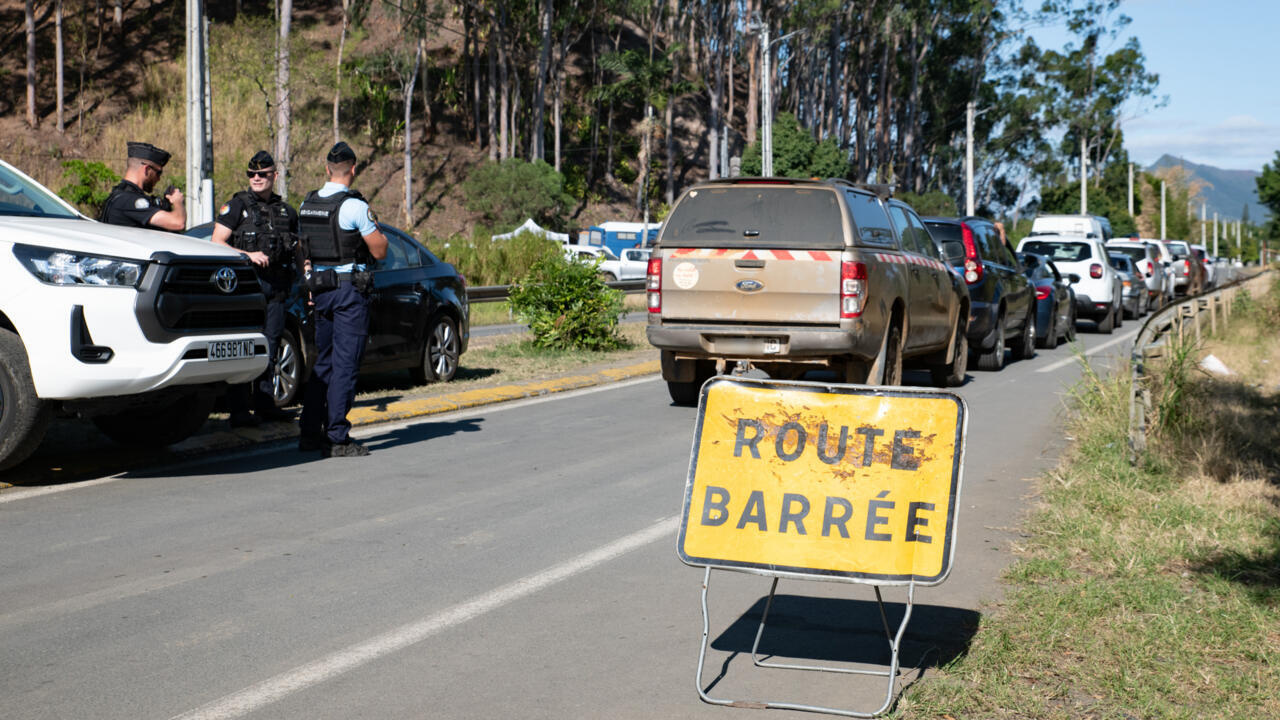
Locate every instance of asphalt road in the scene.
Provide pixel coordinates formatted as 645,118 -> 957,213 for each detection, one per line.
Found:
0,325 -> 1140,719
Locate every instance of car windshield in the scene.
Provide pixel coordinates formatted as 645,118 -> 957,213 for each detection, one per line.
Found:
1167,242 -> 1190,257
1108,245 -> 1147,263
1020,240 -> 1091,262
1109,255 -> 1132,272
663,186 -> 845,249
0,163 -> 81,219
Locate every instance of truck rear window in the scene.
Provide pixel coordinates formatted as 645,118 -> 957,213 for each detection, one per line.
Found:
661,187 -> 845,249
1021,240 -> 1091,262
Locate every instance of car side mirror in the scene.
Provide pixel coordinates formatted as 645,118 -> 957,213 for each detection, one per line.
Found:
1067,273 -> 1081,284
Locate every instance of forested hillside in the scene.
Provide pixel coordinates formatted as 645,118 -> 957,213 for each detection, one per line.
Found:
2,0 -> 1179,246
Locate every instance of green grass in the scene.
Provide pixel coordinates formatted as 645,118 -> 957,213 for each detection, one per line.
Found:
896,274 -> 1280,719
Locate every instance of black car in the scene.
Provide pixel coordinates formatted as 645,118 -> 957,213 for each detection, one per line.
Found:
185,223 -> 469,407
922,216 -> 1035,371
1019,252 -> 1077,348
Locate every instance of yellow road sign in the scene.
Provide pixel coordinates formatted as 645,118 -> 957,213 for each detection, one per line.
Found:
677,377 -> 967,585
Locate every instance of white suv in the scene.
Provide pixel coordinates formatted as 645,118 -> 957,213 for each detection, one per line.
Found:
1018,233 -> 1124,333
0,159 -> 268,470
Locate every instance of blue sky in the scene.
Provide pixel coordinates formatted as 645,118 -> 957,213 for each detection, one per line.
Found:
1028,0 -> 1279,172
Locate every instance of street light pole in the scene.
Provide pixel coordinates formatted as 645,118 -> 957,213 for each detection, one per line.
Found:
747,16 -> 802,177
966,101 -> 975,216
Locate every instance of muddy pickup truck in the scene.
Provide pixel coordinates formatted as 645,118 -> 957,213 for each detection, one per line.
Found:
645,178 -> 969,405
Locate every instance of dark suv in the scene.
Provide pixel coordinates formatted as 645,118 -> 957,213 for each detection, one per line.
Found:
922,216 -> 1035,371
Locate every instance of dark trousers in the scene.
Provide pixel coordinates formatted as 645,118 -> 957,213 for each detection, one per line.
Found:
229,276 -> 287,413
300,282 -> 370,444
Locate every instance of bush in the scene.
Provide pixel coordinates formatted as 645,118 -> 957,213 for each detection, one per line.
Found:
58,160 -> 119,217
898,190 -> 958,217
740,112 -> 851,179
433,227 -> 560,286
462,158 -> 574,231
508,253 -> 626,350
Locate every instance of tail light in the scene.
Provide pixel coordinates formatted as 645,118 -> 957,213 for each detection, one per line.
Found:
646,257 -> 662,313
1035,286 -> 1051,301
1090,263 -> 1103,279
960,222 -> 983,284
1183,259 -> 1191,275
1144,260 -> 1155,276
840,261 -> 867,318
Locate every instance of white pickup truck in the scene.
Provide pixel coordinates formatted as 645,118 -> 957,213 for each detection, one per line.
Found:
0,159 -> 268,471
562,244 -> 651,281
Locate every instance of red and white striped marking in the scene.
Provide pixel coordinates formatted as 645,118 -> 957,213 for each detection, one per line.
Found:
668,248 -> 835,262
871,252 -> 949,273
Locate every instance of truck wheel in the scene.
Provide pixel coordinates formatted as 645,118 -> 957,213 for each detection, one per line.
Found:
272,328 -> 304,408
974,315 -> 1005,371
878,322 -> 903,386
930,317 -> 967,387
92,391 -> 216,448
410,315 -> 460,384
1010,310 -> 1036,361
601,272 -> 617,282
0,329 -> 52,471
667,380 -> 701,407
666,359 -> 714,406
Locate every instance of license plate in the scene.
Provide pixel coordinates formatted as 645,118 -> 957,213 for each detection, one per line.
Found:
208,339 -> 255,361
763,338 -> 782,354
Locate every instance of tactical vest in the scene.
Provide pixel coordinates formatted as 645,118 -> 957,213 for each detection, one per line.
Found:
230,191 -> 294,265
99,181 -> 148,223
297,189 -> 369,265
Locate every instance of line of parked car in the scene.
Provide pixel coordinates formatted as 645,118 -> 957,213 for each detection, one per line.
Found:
643,176 -> 1245,405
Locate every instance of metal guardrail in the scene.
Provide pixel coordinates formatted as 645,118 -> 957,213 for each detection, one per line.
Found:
468,279 -> 646,303
1127,268 -> 1270,463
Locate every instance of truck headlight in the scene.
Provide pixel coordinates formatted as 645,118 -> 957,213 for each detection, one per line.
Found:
13,243 -> 145,287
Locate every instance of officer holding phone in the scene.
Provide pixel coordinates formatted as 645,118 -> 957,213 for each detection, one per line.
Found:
296,141 -> 388,458
100,141 -> 185,231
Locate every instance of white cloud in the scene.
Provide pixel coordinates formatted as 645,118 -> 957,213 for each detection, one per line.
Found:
1125,114 -> 1280,170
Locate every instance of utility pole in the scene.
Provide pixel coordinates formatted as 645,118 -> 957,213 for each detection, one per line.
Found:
1127,162 -> 1133,216
1080,135 -> 1087,214
1160,181 -> 1166,239
185,0 -> 213,226
1201,203 -> 1206,244
745,19 -> 804,178
1212,212 -> 1218,256
966,102 -> 975,216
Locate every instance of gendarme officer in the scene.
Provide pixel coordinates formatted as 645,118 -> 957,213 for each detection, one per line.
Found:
100,141 -> 185,231
297,141 -> 388,458
211,150 -> 300,427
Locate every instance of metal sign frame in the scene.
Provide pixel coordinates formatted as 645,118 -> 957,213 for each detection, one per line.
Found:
679,376 -> 967,717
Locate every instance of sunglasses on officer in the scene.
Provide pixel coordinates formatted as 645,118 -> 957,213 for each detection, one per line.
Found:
143,162 -> 164,177
246,169 -> 275,179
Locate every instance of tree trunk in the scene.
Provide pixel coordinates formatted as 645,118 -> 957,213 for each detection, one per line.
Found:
553,59 -> 563,173
26,0 -> 38,128
487,30 -> 497,160
276,0 -> 292,198
403,42 -> 422,227
112,0 -> 121,30
665,0 -> 678,204
332,0 -> 349,144
56,0 -> 65,132
707,4 -> 724,179
530,0 -> 551,161
745,0 -> 759,145
498,27 -> 509,160
419,36 -> 433,141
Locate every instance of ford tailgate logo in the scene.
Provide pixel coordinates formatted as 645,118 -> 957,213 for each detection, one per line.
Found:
736,279 -> 764,293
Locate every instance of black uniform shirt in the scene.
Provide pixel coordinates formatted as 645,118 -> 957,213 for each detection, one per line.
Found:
215,191 -> 299,237
100,180 -> 163,228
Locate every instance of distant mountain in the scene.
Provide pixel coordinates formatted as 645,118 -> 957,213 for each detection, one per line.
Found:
1147,155 -> 1269,223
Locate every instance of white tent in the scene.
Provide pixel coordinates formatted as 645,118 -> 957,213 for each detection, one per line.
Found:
489,218 -> 569,243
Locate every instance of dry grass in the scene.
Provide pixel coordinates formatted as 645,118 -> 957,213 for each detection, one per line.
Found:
900,272 -> 1280,720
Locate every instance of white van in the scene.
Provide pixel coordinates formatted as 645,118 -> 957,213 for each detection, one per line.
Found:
1029,214 -> 1108,241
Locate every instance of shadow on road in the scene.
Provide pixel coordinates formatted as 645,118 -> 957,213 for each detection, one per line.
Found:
709,592 -> 980,670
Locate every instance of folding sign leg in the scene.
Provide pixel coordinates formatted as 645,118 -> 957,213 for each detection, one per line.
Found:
696,567 -> 916,718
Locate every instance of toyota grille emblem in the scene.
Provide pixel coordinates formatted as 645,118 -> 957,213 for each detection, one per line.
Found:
212,267 -> 239,294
